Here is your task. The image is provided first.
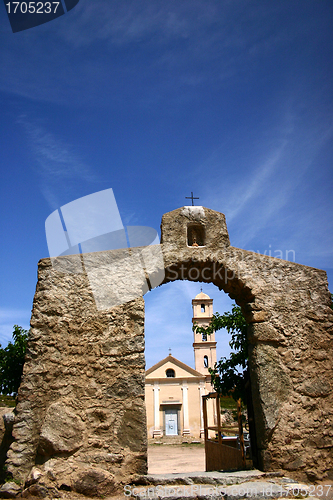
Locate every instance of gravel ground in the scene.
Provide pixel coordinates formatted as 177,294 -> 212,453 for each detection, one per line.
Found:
148,443 -> 205,474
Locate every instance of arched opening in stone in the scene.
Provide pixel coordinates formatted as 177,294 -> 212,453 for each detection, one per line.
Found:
144,279 -> 257,474
187,223 -> 205,247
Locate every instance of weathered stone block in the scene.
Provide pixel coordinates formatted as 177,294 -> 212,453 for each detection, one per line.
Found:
73,468 -> 115,496
0,481 -> 21,498
38,402 -> 85,455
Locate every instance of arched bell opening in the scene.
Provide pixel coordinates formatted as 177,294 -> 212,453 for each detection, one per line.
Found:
187,223 -> 206,247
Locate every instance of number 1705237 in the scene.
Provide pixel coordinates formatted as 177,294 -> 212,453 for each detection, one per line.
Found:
5,2 -> 60,14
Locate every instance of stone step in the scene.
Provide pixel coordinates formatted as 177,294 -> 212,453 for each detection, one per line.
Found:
128,471 -> 317,500
136,469 -> 273,486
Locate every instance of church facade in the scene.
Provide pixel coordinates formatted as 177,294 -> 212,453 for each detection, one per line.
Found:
145,291 -> 217,438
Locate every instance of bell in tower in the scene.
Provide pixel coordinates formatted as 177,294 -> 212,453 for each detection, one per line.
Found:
192,291 -> 217,376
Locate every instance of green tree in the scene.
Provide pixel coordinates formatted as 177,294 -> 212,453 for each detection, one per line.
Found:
193,304 -> 248,403
196,291 -> 333,400
0,325 -> 29,396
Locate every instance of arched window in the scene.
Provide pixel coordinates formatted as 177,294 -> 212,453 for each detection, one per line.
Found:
202,333 -> 207,341
204,356 -> 208,368
201,304 -> 205,312
187,223 -> 205,247
166,368 -> 175,378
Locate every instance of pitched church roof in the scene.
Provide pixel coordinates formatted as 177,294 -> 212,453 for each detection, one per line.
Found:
146,354 -> 204,378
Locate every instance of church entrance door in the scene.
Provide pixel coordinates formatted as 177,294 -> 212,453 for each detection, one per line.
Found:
165,409 -> 178,435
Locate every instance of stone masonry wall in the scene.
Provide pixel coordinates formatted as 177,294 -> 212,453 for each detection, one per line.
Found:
6,257 -> 147,497
4,206 -> 333,496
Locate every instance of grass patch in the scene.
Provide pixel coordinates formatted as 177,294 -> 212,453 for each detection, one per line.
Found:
0,395 -> 16,407
220,396 -> 237,410
181,442 -> 204,447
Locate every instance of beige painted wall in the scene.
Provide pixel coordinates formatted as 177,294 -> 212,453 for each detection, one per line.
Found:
145,365 -> 215,438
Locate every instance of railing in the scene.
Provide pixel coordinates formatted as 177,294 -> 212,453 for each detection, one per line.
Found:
202,392 -> 246,471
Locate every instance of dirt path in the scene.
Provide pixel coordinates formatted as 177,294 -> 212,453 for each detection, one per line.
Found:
148,444 -> 205,474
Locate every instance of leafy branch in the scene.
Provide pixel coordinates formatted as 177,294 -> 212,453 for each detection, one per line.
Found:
0,326 -> 29,396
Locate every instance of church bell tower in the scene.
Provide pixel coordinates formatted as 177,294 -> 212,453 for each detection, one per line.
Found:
192,291 -> 217,376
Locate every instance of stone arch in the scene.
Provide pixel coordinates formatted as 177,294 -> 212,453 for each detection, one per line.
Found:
4,206 -> 333,496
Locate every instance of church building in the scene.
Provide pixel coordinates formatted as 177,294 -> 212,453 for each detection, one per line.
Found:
145,291 -> 217,438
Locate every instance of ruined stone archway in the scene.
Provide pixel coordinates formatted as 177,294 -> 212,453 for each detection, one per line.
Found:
4,206 -> 333,496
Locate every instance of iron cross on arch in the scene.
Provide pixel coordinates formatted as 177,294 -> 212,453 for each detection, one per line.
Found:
185,192 -> 199,206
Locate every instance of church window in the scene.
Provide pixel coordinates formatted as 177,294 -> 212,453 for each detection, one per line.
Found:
204,356 -> 208,368
201,304 -> 205,312
166,368 -> 175,378
202,333 -> 207,341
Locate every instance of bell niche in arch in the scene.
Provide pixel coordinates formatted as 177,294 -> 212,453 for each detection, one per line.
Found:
187,224 -> 205,247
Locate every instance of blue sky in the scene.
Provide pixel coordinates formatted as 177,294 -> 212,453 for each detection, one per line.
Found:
0,0 -> 332,369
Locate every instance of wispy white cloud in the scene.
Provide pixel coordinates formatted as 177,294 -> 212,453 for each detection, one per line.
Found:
0,1 -> 307,106
18,117 -> 99,208
195,101 -> 333,257
224,142 -> 288,224
19,117 -> 95,180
